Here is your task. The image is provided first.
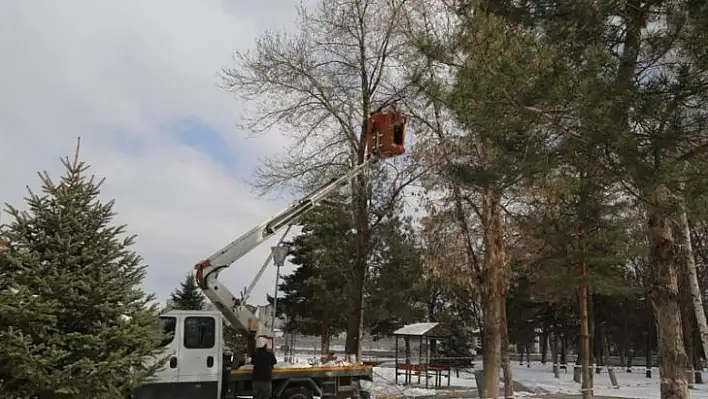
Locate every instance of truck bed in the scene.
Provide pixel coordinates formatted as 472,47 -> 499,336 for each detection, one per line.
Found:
225,364 -> 373,399
230,364 -> 373,381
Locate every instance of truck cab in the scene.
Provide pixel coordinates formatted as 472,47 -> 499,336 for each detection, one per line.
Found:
134,310 -> 373,399
134,310 -> 224,399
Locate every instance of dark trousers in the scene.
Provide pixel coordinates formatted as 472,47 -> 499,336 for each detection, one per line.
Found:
253,380 -> 273,399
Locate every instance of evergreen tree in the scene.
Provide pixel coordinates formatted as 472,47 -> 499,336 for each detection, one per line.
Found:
223,321 -> 247,358
437,293 -> 479,371
275,198 -> 351,353
274,194 -> 429,351
365,213 -> 427,338
170,271 -> 205,310
0,144 -> 164,398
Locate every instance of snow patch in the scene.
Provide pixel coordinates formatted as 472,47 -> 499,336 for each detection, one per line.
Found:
321,359 -> 354,366
237,356 -> 354,370
275,363 -> 314,369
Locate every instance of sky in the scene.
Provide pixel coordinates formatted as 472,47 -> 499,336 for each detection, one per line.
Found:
0,0 -> 305,306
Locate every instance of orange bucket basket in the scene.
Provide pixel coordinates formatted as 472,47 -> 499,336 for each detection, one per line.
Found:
365,110 -> 406,157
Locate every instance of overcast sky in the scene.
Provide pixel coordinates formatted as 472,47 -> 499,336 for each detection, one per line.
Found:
0,0 -> 305,306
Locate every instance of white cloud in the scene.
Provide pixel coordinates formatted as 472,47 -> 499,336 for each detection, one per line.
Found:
0,0 -> 302,305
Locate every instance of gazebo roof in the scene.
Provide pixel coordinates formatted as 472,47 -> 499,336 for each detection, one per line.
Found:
392,322 -> 448,338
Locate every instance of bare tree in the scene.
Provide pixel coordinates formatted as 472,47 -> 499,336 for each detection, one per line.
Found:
678,190 -> 708,368
221,0 -> 422,360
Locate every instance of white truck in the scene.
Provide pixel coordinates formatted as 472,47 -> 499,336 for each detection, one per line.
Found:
132,107 -> 407,399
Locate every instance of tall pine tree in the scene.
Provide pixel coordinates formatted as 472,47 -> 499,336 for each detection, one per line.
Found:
170,271 -> 205,310
275,198 -> 351,354
0,142 -> 164,398
365,213 -> 428,338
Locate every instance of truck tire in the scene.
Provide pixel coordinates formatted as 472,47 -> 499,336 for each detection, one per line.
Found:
360,391 -> 371,399
280,386 -> 314,399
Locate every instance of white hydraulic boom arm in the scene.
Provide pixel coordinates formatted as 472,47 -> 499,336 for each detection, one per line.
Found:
194,155 -> 380,344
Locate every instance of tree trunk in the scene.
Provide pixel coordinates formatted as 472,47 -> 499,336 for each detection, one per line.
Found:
579,263 -> 592,399
405,337 -> 411,363
519,345 -> 525,365
646,318 -> 654,378
345,23 -> 379,364
576,169 -> 597,388
694,327 -> 704,383
598,324 -> 607,372
561,333 -> 567,371
596,324 -> 604,375
693,330 -> 704,383
574,336 -> 583,382
627,344 -> 635,373
541,328 -> 549,364
344,169 -> 370,363
622,313 -> 631,372
679,269 -> 695,388
588,294 -> 597,380
501,292 -> 514,399
574,331 -> 582,382
479,186 -> 505,399
357,309 -> 364,361
601,327 -> 618,388
646,186 -> 689,399
551,332 -> 560,378
428,295 -> 437,322
607,0 -> 688,392
344,255 -> 366,362
679,202 -> 708,366
321,328 -> 331,358
687,344 -> 696,388
480,274 -> 502,399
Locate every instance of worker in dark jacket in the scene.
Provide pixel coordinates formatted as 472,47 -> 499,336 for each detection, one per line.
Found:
252,337 -> 277,399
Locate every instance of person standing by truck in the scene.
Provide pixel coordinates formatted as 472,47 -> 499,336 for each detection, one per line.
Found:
252,337 -> 277,399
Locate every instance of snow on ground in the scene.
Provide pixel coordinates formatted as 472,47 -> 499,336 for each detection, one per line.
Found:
283,353 -> 708,398
363,362 -> 476,398
511,363 -> 708,399
369,361 -> 708,398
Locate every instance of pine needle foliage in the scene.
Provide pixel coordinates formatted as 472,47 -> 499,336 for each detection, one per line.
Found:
0,141 -> 165,398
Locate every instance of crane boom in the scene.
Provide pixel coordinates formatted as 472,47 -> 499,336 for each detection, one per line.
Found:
193,104 -> 407,358
194,155 -> 380,343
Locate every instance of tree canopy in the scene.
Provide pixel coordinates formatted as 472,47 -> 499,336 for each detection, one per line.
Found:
169,271 -> 206,311
0,145 -> 164,398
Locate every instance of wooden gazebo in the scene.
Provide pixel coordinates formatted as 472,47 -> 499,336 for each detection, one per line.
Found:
393,322 -> 451,389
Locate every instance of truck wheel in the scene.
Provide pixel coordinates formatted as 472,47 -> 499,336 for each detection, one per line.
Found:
280,386 -> 314,399
360,391 -> 371,399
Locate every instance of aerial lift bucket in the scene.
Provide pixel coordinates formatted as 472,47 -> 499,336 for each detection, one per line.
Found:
365,107 -> 407,157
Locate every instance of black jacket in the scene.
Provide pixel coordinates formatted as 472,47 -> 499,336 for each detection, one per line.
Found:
251,348 -> 277,381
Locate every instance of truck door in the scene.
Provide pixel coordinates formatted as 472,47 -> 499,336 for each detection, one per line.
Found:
177,314 -> 222,398
133,314 -> 181,399
155,314 -> 181,384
